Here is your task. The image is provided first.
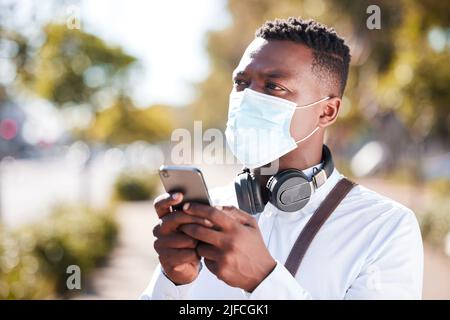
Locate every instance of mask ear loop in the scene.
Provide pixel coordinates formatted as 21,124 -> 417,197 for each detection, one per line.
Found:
295,96 -> 331,109
293,96 -> 331,144
294,126 -> 321,144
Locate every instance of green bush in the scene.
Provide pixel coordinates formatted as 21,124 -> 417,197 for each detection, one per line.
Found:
0,205 -> 118,299
114,170 -> 159,201
427,178 -> 450,198
418,199 -> 450,247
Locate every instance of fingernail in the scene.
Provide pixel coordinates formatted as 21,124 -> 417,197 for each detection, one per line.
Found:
172,192 -> 181,200
183,202 -> 190,211
204,219 -> 213,227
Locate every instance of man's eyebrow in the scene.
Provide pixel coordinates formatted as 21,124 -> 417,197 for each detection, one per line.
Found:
232,71 -> 246,79
232,69 -> 294,80
264,70 -> 293,79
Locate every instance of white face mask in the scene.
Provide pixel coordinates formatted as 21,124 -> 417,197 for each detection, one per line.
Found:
225,88 -> 330,169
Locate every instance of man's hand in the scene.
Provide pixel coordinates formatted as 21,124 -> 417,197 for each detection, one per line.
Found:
179,203 -> 276,292
152,192 -> 213,285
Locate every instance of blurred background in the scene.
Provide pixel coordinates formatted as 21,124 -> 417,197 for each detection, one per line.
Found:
0,0 -> 449,299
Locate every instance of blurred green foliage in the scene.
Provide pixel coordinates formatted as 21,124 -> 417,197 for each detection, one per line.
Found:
419,199 -> 450,247
87,96 -> 175,144
0,205 -> 118,299
18,24 -> 136,107
1,5 -> 177,144
427,178 -> 450,198
114,170 -> 160,202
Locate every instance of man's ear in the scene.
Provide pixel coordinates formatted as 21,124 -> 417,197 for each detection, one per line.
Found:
318,97 -> 341,128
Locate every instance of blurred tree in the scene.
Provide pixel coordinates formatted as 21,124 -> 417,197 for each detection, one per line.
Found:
375,1 -> 450,146
87,96 -> 175,144
18,23 -> 136,109
1,6 -> 176,145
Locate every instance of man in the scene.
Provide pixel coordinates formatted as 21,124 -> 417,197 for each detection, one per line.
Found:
141,17 -> 423,299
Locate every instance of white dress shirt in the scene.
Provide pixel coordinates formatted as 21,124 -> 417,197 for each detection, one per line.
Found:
141,166 -> 423,300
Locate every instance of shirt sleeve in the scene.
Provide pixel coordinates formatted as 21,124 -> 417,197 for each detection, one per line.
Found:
139,264 -> 197,300
244,260 -> 313,300
344,209 -> 424,300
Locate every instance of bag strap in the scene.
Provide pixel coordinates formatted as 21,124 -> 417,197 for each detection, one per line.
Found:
284,178 -> 356,277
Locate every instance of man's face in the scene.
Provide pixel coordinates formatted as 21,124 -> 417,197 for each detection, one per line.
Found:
232,37 -> 330,144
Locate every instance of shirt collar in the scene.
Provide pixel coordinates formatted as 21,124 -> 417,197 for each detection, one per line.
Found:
300,162 -> 323,180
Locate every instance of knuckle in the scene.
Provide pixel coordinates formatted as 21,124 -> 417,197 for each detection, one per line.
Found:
152,223 -> 161,237
153,239 -> 161,251
192,216 -> 206,225
229,239 -> 238,251
228,221 -> 238,231
216,236 -> 227,250
209,209 -> 220,221
223,254 -> 233,267
248,216 -> 256,224
187,237 -> 198,248
224,205 -> 238,214
178,234 -> 195,248
188,225 -> 199,238
161,213 -> 174,224
222,237 -> 236,251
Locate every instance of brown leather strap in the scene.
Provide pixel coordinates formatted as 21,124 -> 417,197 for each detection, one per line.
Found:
284,178 -> 356,277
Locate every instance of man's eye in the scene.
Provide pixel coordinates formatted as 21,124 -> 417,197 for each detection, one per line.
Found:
265,82 -> 284,91
233,79 -> 248,87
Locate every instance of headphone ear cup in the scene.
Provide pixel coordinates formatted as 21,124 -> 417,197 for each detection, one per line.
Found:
235,171 -> 254,215
250,176 -> 264,213
267,169 -> 312,212
234,170 -> 263,215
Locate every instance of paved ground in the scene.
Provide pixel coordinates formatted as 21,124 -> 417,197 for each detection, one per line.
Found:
76,171 -> 450,300
76,202 -> 159,299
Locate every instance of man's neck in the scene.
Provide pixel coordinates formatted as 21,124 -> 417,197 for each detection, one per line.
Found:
252,141 -> 325,200
277,141 -> 323,172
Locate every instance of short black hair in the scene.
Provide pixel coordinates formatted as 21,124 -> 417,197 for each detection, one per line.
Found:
255,17 -> 351,97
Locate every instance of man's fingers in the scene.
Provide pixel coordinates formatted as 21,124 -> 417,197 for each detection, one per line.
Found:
196,242 -> 220,261
221,206 -> 257,227
153,192 -> 183,218
203,259 -> 219,275
159,212 -> 213,235
158,248 -> 199,266
179,223 -> 223,248
154,233 -> 198,250
182,202 -> 234,230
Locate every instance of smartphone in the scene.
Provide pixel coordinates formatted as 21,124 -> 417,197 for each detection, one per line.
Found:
158,165 -> 211,210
